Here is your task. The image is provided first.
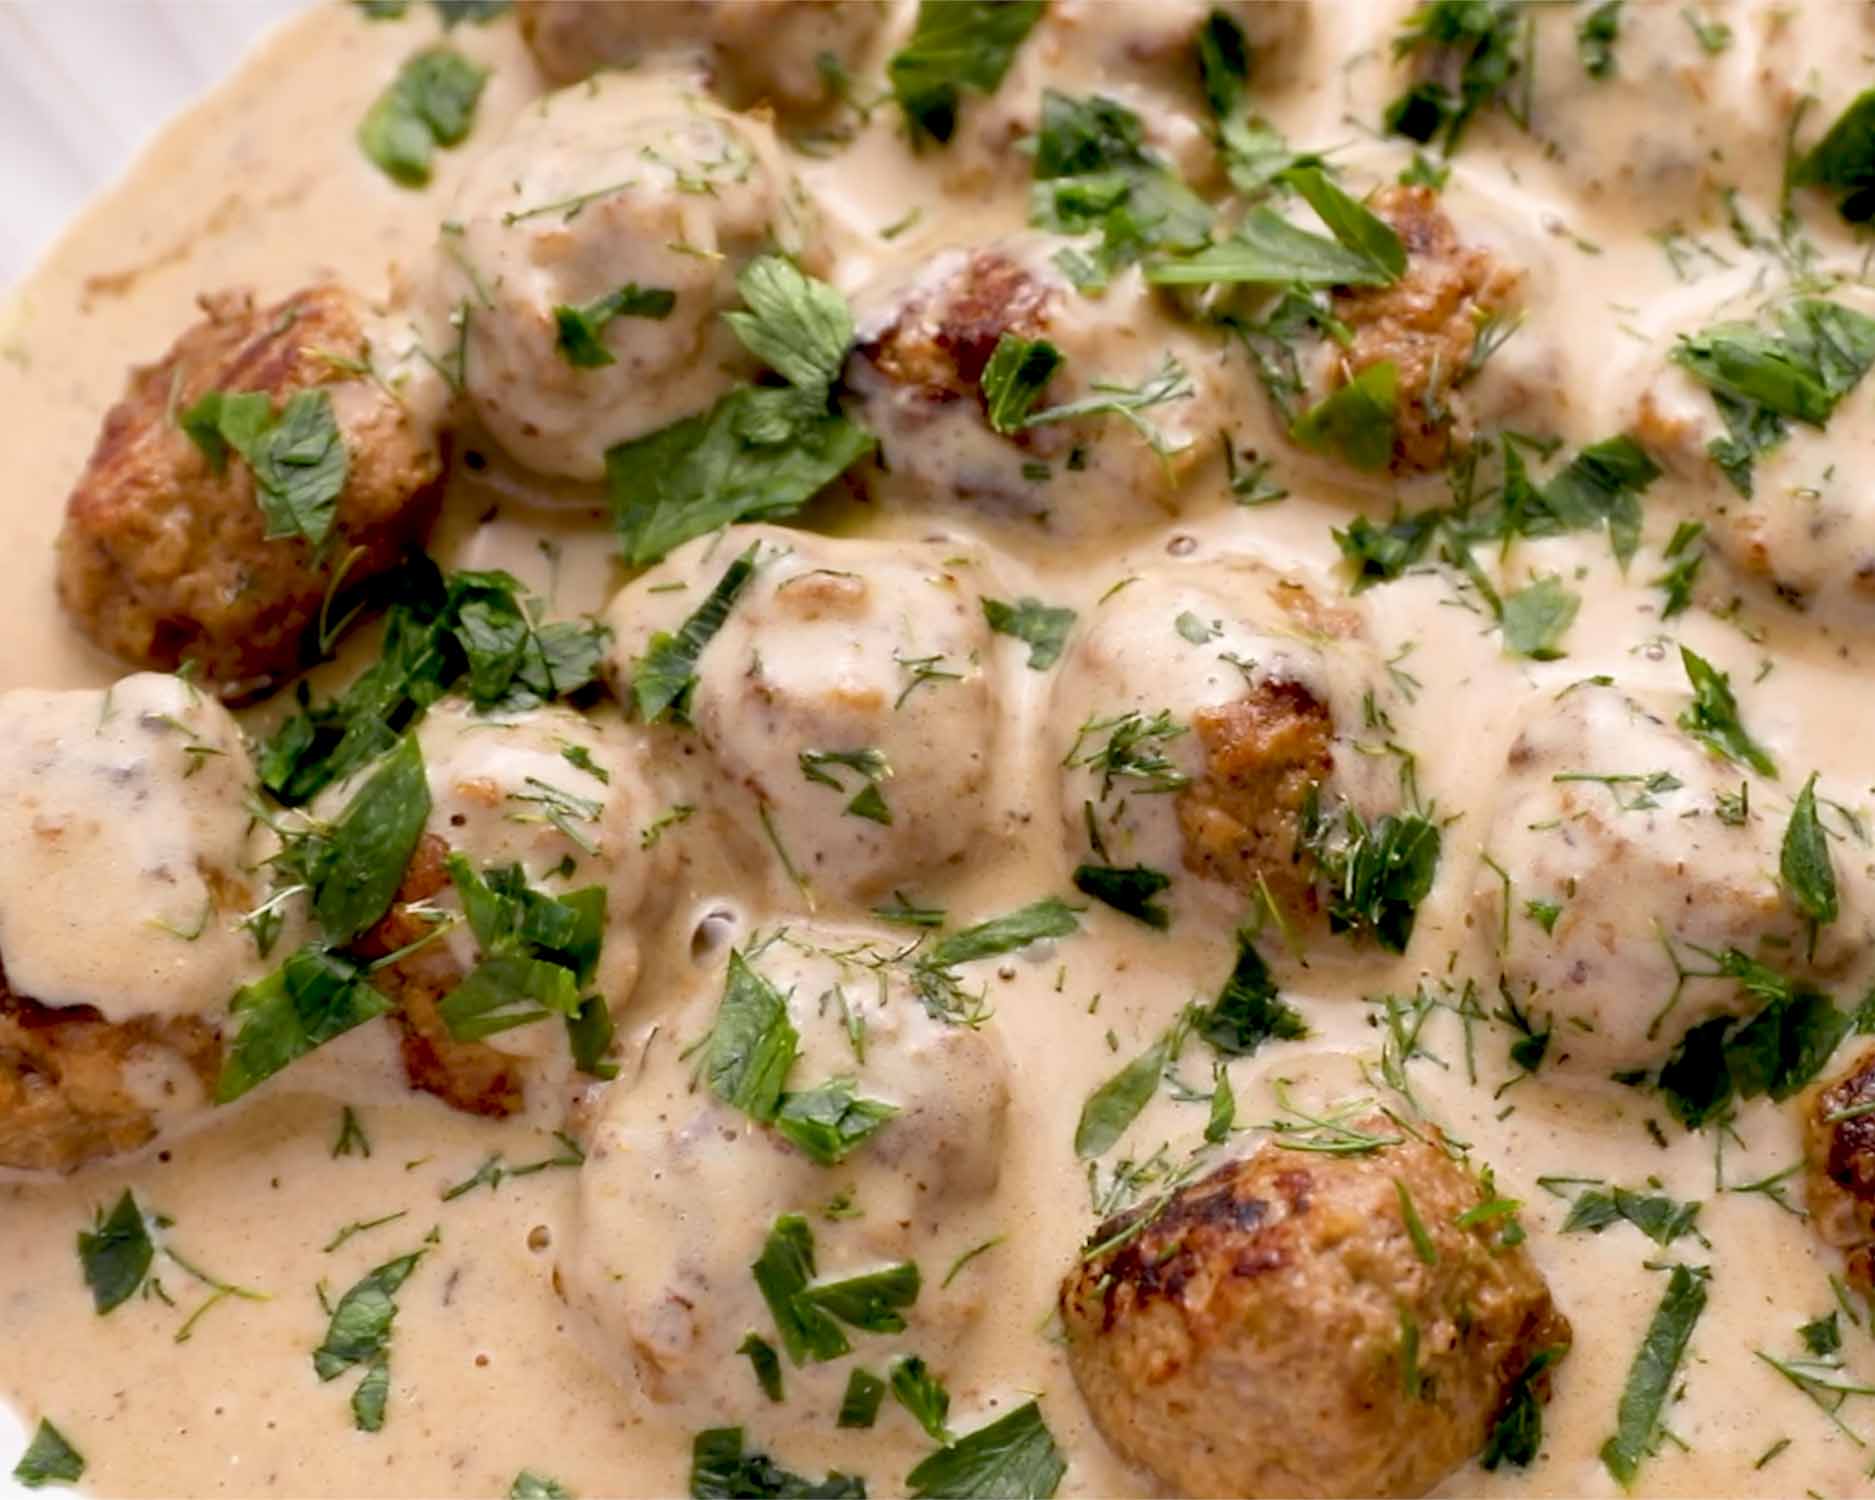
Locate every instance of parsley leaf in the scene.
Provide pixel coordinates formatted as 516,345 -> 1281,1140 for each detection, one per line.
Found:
11,1421 -> 84,1490
1782,773 -> 1839,928
1072,863 -> 1172,929
509,1473 -> 573,1500
1291,360 -> 1397,472
1672,299 -> 1875,495
1652,520 -> 1705,618
1793,88 -> 1875,223
923,899 -> 1080,969
1196,932 -> 1308,1056
1501,576 -> 1580,660
633,544 -> 760,724
775,1079 -> 900,1166
739,1333 -> 785,1403
981,596 -> 1076,670
1020,353 -> 1195,457
314,1245 -> 429,1381
838,1369 -> 886,1429
887,0 -> 1044,145
1678,646 -> 1776,778
553,284 -> 676,368
1334,509 -> 1439,589
183,388 -> 349,547
979,334 -> 1065,434
358,48 -> 487,186
1480,1347 -> 1564,1470
1147,166 -> 1405,289
76,1190 -> 153,1315
1561,1185 -> 1703,1248
1385,1 -> 1532,157
1306,805 -> 1443,953
750,1214 -> 919,1364
1577,1 -> 1623,79
706,951 -> 800,1124
889,1356 -> 952,1443
307,732 -> 432,944
1074,1007 -> 1194,1159
1600,1265 -> 1709,1486
439,856 -> 607,1046
723,257 -> 853,402
904,1400 -> 1065,1500
689,1428 -> 865,1499
216,946 -> 393,1103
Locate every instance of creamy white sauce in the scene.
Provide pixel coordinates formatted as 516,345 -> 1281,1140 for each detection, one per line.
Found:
4,3 -> 1875,1498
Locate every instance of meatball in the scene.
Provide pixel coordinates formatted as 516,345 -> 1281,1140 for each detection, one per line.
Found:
1328,184 -> 1522,472
0,674 -> 288,1170
562,921 -> 1010,1418
57,284 -> 443,700
1060,1128 -> 1571,1498
1613,281 -> 1875,635
517,0 -> 886,118
1049,559 -> 1397,934
337,700 -> 668,1114
437,74 -> 822,481
844,236 -> 1249,540
1475,679 -> 1865,1077
605,526 -> 1007,904
1807,1044 -> 1875,1293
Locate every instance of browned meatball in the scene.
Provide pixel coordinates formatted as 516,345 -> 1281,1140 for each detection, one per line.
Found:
1175,679 -> 1336,925
57,284 -> 443,700
355,835 -> 524,1119
1330,186 -> 1521,472
1806,1045 -> 1875,1292
0,977 -> 220,1175
517,0 -> 884,116
1061,1128 -> 1571,1498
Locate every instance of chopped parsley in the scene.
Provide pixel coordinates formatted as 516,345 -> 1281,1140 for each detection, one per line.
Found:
633,544 -> 760,724
979,334 -> 1064,434
216,946 -> 393,1104
981,596 -> 1076,670
1064,709 -> 1188,797
738,1333 -> 784,1403
77,1190 -> 154,1315
1782,773 -> 1839,932
182,388 -> 348,548
774,1079 -> 900,1167
1020,353 -> 1195,458
1072,863 -> 1172,929
1678,646 -> 1776,778
1576,1 -> 1624,79
314,1241 -> 432,1432
509,1474 -> 573,1500
1304,804 -> 1443,953
1560,1183 -> 1705,1248
799,747 -> 894,825
1385,0 -> 1532,156
552,284 -> 676,368
1793,87 -> 1875,223
689,1428 -> 865,1499
1195,932 -> 1308,1056
11,1421 -> 84,1490
911,898 -> 1082,1023
1500,576 -> 1580,660
1148,167 -> 1403,290
358,47 -> 487,186
1671,298 -> 1875,495
1074,1006 -> 1195,1159
887,0 -> 1044,145
1600,1264 -> 1709,1486
1652,521 -> 1706,619
1481,1347 -> 1565,1470
838,1368 -> 887,1429
607,259 -> 874,566
889,1356 -> 952,1443
750,1214 -> 919,1365
904,1400 -> 1065,1500
1290,360 -> 1397,472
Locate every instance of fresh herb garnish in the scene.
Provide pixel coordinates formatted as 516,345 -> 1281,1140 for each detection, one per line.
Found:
11,1421 -> 84,1490
634,544 -> 760,724
1600,1264 -> 1709,1486
553,284 -> 676,368
1561,1184 -> 1705,1248
839,1368 -> 886,1429
1671,299 -> 1875,495
1064,710 -> 1188,797
301,732 -> 432,945
775,1079 -> 900,1166
889,1356 -> 953,1443
1385,0 -> 1532,156
1577,1 -> 1623,78
358,47 -> 486,186
1291,360 -> 1397,472
1678,646 -> 1776,777
981,596 -> 1076,670
1501,576 -> 1579,660
887,0 -> 1044,145
750,1214 -> 918,1365
314,1242 -> 432,1432
607,260 -> 874,565
1072,863 -> 1173,930
509,1473 -> 573,1500
799,748 -> 893,825
706,951 -> 801,1123
690,1428 -> 865,1499
1305,805 -> 1442,953
1147,167 -> 1403,290
1481,1347 -> 1564,1470
216,946 -> 393,1103
738,1332 -> 785,1403
980,334 -> 1064,434
1074,1007 -> 1195,1159
1196,932 -> 1308,1055
77,1190 -> 154,1315
1793,88 -> 1875,223
1782,773 -> 1839,930
904,1400 -> 1065,1500
1653,521 -> 1705,618
182,388 -> 348,548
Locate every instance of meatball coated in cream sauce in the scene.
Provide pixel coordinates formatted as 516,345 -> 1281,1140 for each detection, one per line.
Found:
436,74 -> 820,481
14,0 -> 1875,1496
605,526 -> 1008,904
563,922 -> 1010,1420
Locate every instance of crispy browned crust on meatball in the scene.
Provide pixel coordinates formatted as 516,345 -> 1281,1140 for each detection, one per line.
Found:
57,284 -> 443,700
1332,186 -> 1522,473
356,835 -> 524,1119
1176,679 -> 1334,922
862,251 -> 1058,404
1806,1045 -> 1875,1292
0,973 -> 220,1175
1061,1128 -> 1571,1498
